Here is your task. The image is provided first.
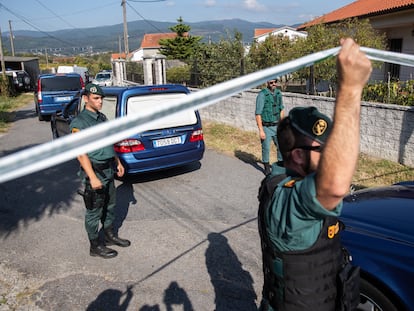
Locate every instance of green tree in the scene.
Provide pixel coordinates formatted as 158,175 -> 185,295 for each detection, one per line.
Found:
248,34 -> 295,70
166,65 -> 191,84
248,18 -> 386,94
292,18 -> 387,94
247,33 -> 297,87
192,30 -> 245,87
159,17 -> 202,61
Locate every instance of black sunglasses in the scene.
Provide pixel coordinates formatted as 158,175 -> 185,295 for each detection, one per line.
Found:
293,145 -> 323,152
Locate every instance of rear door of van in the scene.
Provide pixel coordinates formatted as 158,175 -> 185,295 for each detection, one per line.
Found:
36,74 -> 83,121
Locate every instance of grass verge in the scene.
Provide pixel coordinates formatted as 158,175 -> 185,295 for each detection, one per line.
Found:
203,121 -> 414,189
0,93 -> 33,133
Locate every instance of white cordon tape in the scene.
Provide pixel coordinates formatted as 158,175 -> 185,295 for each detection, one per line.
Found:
0,46 -> 414,183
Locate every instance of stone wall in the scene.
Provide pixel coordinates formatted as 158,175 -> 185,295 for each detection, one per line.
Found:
199,89 -> 414,167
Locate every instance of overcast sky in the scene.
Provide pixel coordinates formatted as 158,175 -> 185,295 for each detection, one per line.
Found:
0,0 -> 354,33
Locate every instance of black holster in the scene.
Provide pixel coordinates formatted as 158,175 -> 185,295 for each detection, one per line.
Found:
79,183 -> 108,210
337,261 -> 360,311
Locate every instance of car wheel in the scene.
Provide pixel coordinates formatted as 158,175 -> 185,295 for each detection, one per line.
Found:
36,104 -> 44,121
357,279 -> 399,311
51,121 -> 59,139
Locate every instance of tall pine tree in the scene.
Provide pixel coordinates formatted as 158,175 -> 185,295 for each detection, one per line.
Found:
159,17 -> 202,62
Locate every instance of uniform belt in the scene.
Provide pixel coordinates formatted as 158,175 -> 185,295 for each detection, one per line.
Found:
91,158 -> 115,170
262,122 -> 278,127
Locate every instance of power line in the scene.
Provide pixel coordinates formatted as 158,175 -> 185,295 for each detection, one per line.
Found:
0,2 -> 80,47
126,1 -> 168,33
33,0 -> 89,37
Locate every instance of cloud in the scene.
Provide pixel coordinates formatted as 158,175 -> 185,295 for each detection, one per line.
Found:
165,1 -> 175,6
242,0 -> 265,11
204,0 -> 216,7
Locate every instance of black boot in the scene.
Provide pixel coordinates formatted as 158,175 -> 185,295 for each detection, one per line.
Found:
104,226 -> 131,247
90,238 -> 118,259
263,162 -> 271,175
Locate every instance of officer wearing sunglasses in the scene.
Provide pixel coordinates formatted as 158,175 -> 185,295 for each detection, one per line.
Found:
255,79 -> 285,175
257,38 -> 372,311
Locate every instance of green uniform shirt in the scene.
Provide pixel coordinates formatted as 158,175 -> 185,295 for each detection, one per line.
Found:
255,88 -> 284,122
266,164 -> 342,252
70,108 -> 116,163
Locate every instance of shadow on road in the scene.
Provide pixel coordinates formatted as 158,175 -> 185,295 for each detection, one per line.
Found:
163,281 -> 194,311
0,156 -> 80,237
206,232 -> 257,311
121,161 -> 202,184
86,286 -> 133,311
234,150 -> 264,174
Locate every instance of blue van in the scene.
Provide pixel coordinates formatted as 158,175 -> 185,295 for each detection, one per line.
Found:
51,84 -> 205,175
34,73 -> 84,121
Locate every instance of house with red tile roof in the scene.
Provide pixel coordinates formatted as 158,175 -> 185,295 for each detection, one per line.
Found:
297,0 -> 414,81
253,26 -> 307,43
129,33 -> 179,62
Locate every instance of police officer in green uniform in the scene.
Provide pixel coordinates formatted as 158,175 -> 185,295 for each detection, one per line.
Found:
70,83 -> 131,259
255,78 -> 285,175
257,38 -> 373,311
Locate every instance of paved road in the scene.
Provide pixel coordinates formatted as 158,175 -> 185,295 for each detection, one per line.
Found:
0,103 -> 266,311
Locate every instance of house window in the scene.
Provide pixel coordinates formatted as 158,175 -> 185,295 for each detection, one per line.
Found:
386,38 -> 402,81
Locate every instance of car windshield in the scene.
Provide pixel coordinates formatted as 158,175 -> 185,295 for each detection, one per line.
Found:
96,73 -> 111,79
126,93 -> 197,130
41,76 -> 81,91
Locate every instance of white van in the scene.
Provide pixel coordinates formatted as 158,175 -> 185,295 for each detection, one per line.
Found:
57,66 -> 89,84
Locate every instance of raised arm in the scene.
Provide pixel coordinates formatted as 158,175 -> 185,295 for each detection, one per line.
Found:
316,38 -> 372,210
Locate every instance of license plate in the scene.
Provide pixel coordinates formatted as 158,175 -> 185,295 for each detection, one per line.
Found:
154,136 -> 181,147
55,96 -> 72,102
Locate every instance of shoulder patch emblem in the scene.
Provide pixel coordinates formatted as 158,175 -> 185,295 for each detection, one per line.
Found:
327,222 -> 340,239
283,179 -> 297,188
72,128 -> 80,133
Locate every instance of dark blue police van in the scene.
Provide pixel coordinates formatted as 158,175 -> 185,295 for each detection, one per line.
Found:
34,73 -> 84,121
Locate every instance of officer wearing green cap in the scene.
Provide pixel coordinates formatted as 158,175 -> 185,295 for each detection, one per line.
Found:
255,78 -> 285,175
70,83 -> 131,259
257,38 -> 373,311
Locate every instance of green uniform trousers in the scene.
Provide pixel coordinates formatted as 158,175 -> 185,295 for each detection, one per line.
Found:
261,125 -> 282,163
82,167 -> 116,240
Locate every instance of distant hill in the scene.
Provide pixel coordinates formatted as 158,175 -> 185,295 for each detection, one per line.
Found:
3,19 -> 286,56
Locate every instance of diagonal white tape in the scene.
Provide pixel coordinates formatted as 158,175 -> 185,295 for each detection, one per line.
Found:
0,46 -> 413,183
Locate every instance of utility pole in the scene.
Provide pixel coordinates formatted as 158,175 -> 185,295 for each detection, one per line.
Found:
121,0 -> 129,56
118,35 -> 122,54
45,48 -> 49,69
0,27 -> 6,75
8,20 -> 15,56
0,27 -> 9,94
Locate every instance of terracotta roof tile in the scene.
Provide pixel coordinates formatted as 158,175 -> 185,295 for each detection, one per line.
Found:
298,0 -> 414,29
254,28 -> 277,38
140,33 -> 178,48
111,52 -> 132,59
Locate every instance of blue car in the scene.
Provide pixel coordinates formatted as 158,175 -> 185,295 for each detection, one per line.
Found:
51,84 -> 205,175
340,182 -> 414,311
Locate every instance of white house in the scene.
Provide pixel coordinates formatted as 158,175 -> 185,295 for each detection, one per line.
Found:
297,0 -> 414,82
130,33 -> 177,62
253,26 -> 308,43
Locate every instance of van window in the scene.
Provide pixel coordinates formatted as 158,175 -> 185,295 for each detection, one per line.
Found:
96,73 -> 111,79
79,96 -> 117,121
126,93 -> 197,130
101,96 -> 117,120
41,76 -> 81,91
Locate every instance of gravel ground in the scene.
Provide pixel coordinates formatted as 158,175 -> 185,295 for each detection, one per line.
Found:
0,262 -> 44,311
